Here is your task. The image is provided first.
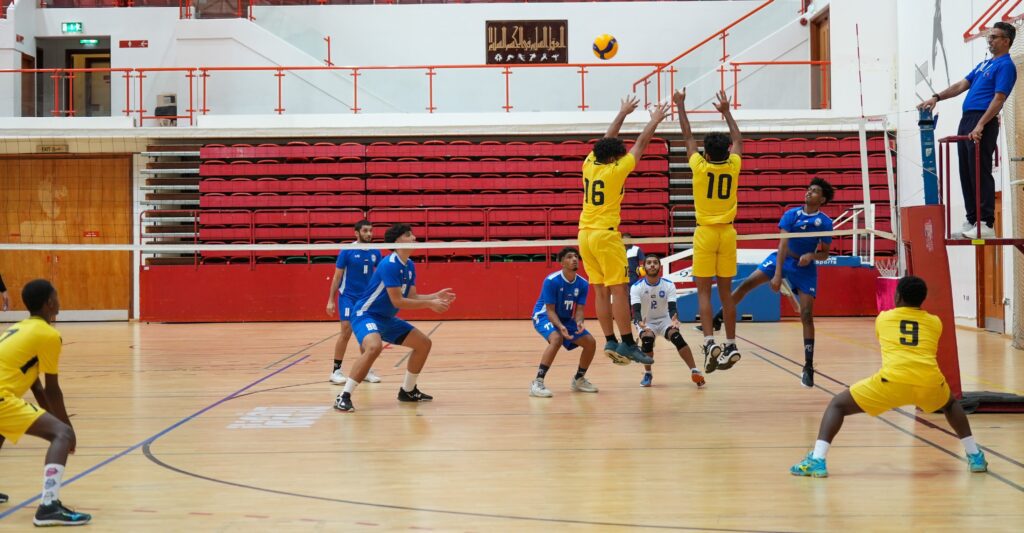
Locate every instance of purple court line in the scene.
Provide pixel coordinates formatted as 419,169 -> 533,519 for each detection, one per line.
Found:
0,354 -> 311,521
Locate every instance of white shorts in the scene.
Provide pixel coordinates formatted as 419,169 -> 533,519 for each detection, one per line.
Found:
636,316 -> 674,337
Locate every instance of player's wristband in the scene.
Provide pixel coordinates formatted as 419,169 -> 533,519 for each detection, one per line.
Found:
932,93 -> 941,101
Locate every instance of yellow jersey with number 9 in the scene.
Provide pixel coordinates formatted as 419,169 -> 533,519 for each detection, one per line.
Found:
0,317 -> 62,397
579,152 -> 636,230
691,153 -> 741,226
874,307 -> 945,386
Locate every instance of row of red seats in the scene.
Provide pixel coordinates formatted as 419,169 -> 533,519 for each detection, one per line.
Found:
741,153 -> 891,172
198,175 -> 668,194
740,188 -> 889,203
197,223 -> 666,242
742,136 -> 887,155
199,159 -> 668,177
200,140 -> 669,161
199,191 -> 669,209
195,207 -> 668,228
741,172 -> 890,189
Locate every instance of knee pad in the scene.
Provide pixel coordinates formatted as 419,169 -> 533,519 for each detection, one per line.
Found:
640,334 -> 656,353
668,330 -> 688,350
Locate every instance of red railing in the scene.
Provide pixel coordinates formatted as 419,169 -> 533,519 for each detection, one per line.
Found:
0,67 -> 134,117
630,0 -> 776,109
963,0 -> 1024,41
729,60 -> 831,110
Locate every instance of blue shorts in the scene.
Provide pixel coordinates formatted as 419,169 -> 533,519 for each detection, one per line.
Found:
337,294 -> 359,322
756,252 -> 818,298
533,315 -> 590,350
352,312 -> 415,346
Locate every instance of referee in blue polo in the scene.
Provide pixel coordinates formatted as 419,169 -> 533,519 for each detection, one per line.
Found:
919,21 -> 1017,239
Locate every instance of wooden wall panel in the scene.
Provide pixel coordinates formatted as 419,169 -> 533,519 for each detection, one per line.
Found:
0,155 -> 131,311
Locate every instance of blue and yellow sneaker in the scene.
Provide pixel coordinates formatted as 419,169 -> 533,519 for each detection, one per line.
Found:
640,372 -> 653,387
967,451 -> 988,472
790,452 -> 828,478
604,340 -> 630,366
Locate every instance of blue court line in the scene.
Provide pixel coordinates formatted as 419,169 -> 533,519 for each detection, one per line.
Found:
0,354 -> 311,520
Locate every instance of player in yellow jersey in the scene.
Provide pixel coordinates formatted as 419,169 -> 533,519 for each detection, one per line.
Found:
0,280 -> 91,526
579,95 -> 670,366
791,276 -> 988,477
673,88 -> 744,374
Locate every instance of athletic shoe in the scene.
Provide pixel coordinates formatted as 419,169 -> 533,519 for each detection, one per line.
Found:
801,364 -> 815,388
960,221 -> 975,235
691,370 -> 706,388
640,372 -> 653,387
530,379 -> 553,398
363,368 -> 382,383
0,492 -> 7,504
604,340 -> 630,366
790,452 -> 828,478
693,314 -> 723,334
570,376 -> 599,393
397,386 -> 433,402
703,340 -> 722,373
615,342 -> 654,365
967,451 -> 988,473
334,393 -> 354,412
962,223 -> 995,239
32,500 -> 91,527
717,343 -> 741,370
330,368 -> 347,385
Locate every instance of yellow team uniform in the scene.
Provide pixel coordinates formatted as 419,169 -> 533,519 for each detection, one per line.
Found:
850,307 -> 951,416
578,151 -> 635,286
0,317 -> 61,443
690,152 -> 741,278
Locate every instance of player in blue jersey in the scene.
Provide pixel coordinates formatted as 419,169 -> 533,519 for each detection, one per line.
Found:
711,177 -> 834,387
326,219 -> 384,385
529,247 -> 598,398
334,224 -> 455,412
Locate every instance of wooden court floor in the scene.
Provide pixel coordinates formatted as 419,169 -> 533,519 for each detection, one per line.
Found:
0,318 -> 1021,531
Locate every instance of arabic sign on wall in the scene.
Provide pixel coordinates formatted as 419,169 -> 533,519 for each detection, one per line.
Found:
486,20 -> 568,65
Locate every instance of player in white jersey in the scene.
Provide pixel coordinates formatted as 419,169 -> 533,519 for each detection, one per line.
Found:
630,255 -> 705,388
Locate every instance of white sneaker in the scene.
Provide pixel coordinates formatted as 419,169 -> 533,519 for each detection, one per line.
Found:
363,368 -> 382,383
960,221 -> 975,235
330,368 -> 347,384
530,379 -> 553,398
961,223 -> 996,239
571,376 -> 599,393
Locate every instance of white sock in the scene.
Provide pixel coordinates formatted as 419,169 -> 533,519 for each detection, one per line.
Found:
343,379 -> 359,395
725,338 -> 736,346
704,336 -> 715,345
811,440 -> 830,460
691,368 -> 701,374
42,464 -> 64,506
402,371 -> 419,393
962,436 -> 980,455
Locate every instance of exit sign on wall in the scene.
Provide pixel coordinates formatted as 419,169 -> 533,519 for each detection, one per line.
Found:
62,22 -> 83,34
119,40 -> 149,48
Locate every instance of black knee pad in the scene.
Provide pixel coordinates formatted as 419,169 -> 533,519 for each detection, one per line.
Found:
667,330 -> 688,350
640,334 -> 656,353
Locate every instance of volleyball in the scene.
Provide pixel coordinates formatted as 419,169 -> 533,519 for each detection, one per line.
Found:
592,34 -> 618,60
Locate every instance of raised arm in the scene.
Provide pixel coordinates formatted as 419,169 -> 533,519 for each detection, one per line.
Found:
629,101 -> 670,161
672,89 -> 698,158
713,90 -> 742,157
606,95 -> 640,139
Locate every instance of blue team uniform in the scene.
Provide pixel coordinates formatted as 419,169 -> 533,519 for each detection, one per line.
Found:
352,253 -> 416,345
756,208 -> 833,297
531,271 -> 590,350
335,245 -> 382,321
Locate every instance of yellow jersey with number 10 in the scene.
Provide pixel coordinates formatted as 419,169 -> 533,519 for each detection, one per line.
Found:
691,153 -> 741,226
579,152 -> 636,230
0,317 -> 62,397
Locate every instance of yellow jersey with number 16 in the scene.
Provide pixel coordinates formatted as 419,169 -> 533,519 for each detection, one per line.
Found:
691,153 -> 741,226
579,152 -> 636,230
0,317 -> 62,397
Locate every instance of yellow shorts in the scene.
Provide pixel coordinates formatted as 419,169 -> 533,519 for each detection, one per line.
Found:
0,392 -> 46,444
693,224 -> 737,278
578,229 -> 628,286
850,372 -> 952,416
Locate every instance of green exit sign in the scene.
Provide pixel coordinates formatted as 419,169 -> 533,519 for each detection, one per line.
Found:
62,22 -> 83,34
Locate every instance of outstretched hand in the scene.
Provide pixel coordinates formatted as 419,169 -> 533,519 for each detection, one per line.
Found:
620,95 -> 640,115
649,101 -> 670,123
713,90 -> 731,113
672,88 -> 686,107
